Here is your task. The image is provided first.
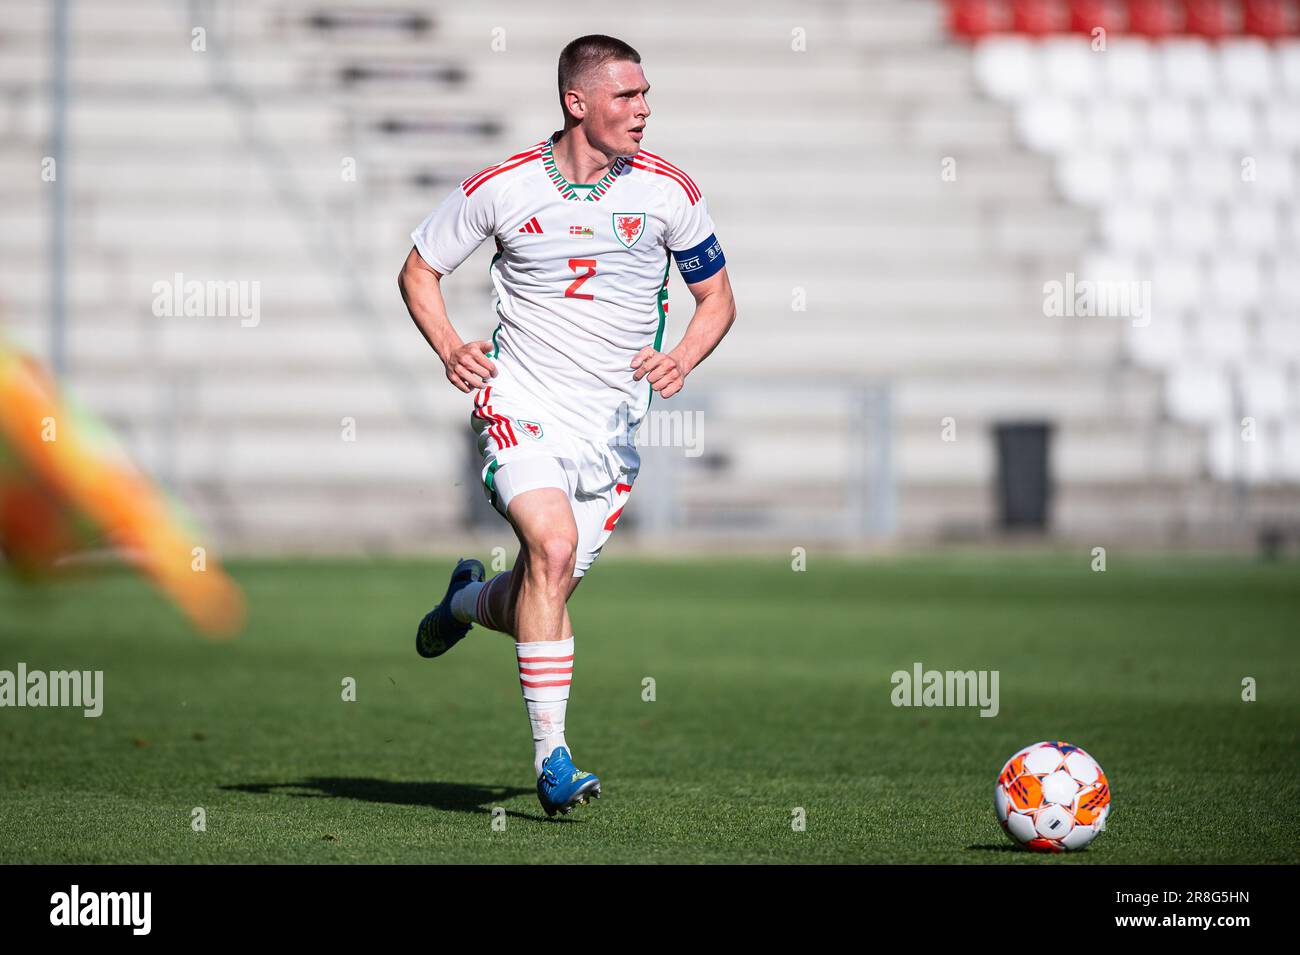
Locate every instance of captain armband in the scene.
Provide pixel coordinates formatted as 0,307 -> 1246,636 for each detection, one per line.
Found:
671,233 -> 726,284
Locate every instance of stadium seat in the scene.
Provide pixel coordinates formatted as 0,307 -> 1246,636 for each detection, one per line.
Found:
1202,99 -> 1259,149
1166,363 -> 1232,423
1151,256 -> 1204,310
1144,99 -> 1197,149
1219,37 -> 1278,96
973,36 -> 1039,100
1165,204 -> 1221,254
1042,36 -> 1102,96
1127,151 -> 1181,199
1125,310 -> 1188,366
1101,203 -> 1161,250
1161,38 -> 1218,98
1104,37 -> 1159,97
1057,153 -> 1117,203
1209,256 -> 1264,309
1277,39 -> 1300,92
1017,97 -> 1081,151
1226,202 -> 1280,249
1086,98 -> 1140,148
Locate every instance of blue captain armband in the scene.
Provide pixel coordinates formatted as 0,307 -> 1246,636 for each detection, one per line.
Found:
671,233 -> 726,284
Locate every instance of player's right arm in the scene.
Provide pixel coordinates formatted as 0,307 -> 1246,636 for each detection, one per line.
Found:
398,247 -> 496,393
398,178 -> 502,393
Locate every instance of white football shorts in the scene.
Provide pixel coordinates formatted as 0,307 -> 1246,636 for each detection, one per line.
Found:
470,381 -> 639,577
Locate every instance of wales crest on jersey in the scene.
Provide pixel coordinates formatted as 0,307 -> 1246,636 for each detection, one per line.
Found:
612,213 -> 646,249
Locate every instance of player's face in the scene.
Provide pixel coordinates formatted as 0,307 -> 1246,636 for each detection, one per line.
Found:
586,60 -> 651,157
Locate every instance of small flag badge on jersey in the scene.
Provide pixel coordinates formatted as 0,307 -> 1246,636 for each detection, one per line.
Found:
612,213 -> 645,249
516,419 -> 544,439
569,225 -> 594,239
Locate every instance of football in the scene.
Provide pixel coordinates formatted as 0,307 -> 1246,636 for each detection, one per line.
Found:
994,741 -> 1111,852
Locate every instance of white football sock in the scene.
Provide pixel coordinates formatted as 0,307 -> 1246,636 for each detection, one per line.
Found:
450,578 -> 486,623
516,636 -> 574,777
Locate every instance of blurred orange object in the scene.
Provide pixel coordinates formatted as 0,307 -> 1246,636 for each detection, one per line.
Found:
0,342 -> 244,638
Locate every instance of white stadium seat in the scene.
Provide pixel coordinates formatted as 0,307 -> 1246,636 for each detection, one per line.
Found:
1258,317 -> 1300,360
1101,203 -> 1160,251
1183,152 -> 1237,201
1151,256 -> 1204,310
1080,251 -> 1140,282
996,32 -> 1300,492
1144,99 -> 1197,150
1161,38 -> 1218,99
1239,150 -> 1296,198
1087,98 -> 1140,150
1276,39 -> 1300,95
1240,363 -> 1290,419
1126,152 -> 1180,201
1217,38 -> 1276,100
1017,98 -> 1080,153
973,37 -> 1038,102
1166,363 -> 1232,423
1194,311 -> 1251,363
1104,38 -> 1157,99
1057,153 -> 1117,205
1165,205 -> 1220,255
1202,100 -> 1258,151
1261,99 -> 1300,149
1125,310 -> 1187,367
1265,257 -> 1300,309
1226,204 -> 1279,252
1209,256 -> 1263,310
1043,37 -> 1102,98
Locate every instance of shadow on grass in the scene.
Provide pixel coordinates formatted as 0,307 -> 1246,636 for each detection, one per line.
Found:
223,777 -> 573,822
965,843 -> 1026,853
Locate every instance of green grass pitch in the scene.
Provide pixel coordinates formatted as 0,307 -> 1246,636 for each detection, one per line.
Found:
1,555 -> 1296,864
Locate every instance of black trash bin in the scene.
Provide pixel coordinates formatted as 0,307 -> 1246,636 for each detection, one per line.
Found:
994,422 -> 1052,531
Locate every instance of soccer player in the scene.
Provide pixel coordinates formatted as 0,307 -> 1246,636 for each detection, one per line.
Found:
397,34 -> 736,816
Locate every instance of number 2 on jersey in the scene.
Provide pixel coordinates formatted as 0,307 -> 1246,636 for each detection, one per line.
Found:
565,258 -> 597,301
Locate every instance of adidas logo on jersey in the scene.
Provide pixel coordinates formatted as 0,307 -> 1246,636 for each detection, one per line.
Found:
518,216 -> 543,234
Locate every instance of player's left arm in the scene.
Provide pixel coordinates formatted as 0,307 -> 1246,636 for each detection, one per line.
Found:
631,265 -> 735,399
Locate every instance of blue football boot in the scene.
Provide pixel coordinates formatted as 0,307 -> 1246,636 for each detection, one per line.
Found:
536,746 -> 602,817
415,557 -> 485,658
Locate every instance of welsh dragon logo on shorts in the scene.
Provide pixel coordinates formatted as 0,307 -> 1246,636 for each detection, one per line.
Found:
612,213 -> 645,249
516,418 -> 544,439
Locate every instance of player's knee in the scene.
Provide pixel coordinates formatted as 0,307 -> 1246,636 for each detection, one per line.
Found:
528,533 -> 576,585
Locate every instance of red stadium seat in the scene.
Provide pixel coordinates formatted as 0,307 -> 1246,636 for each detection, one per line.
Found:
1013,0 -> 1071,34
1243,0 -> 1294,36
1069,0 -> 1127,35
1126,0 -> 1184,36
949,0 -> 1011,38
1184,0 -> 1234,36
950,0 -> 1300,38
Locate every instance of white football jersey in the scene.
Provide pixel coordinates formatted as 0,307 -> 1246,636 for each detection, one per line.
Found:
410,130 -> 725,445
